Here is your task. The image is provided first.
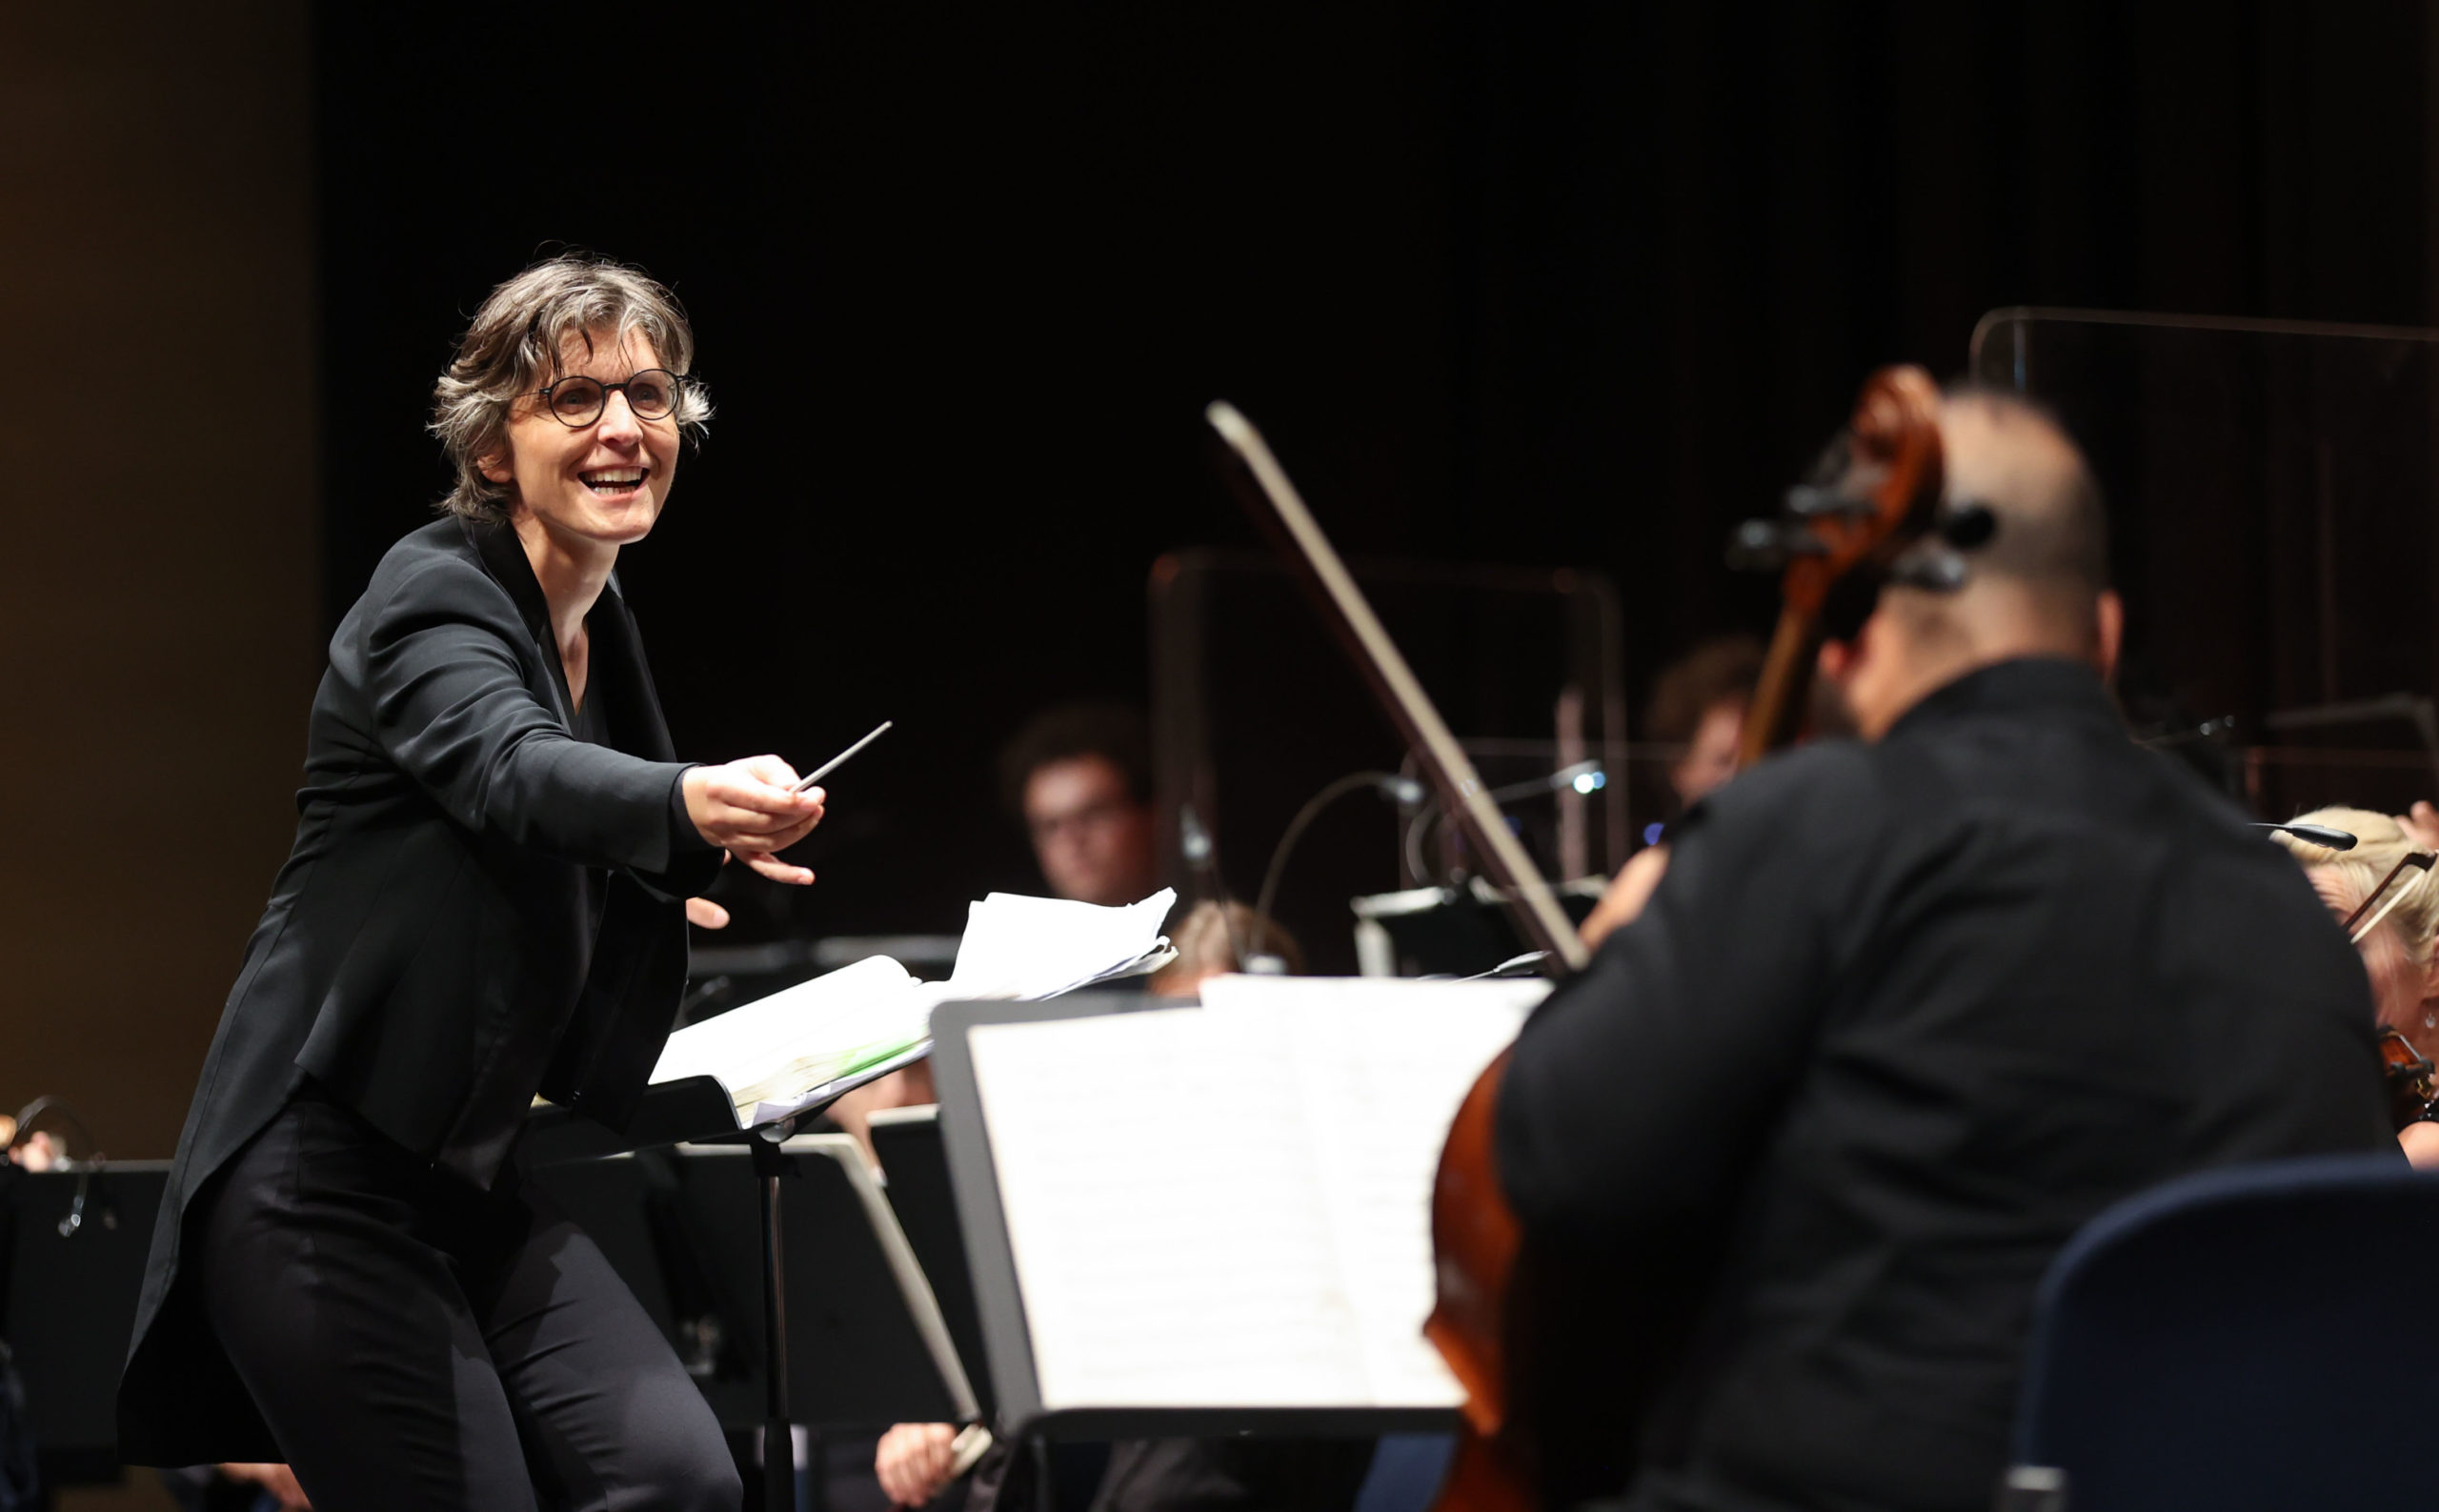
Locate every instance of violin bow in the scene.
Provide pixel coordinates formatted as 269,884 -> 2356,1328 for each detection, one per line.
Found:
2346,852 -> 2436,942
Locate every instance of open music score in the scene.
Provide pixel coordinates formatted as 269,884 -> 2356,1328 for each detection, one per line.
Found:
957,977 -> 1546,1419
649,889 -> 1179,1125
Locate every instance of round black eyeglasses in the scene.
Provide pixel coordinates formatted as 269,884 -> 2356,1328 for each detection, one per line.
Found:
531,369 -> 687,428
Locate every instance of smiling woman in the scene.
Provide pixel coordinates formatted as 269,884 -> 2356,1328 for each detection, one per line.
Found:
430,255 -> 714,525
114,253 -> 816,1511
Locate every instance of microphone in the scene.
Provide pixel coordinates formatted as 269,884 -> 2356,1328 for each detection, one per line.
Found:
1256,773 -> 1428,933
1407,762 -> 1609,886
1483,758 -> 1606,804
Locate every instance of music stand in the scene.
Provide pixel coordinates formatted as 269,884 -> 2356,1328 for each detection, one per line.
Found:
526,1048 -> 944,1512
0,1161 -> 171,1489
929,996 -> 1464,1441
869,1105 -> 996,1421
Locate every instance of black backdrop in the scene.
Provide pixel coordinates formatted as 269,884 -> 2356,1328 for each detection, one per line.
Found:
317,2 -> 2439,939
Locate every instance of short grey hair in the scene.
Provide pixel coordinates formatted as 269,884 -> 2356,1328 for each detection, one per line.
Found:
429,252 -> 712,521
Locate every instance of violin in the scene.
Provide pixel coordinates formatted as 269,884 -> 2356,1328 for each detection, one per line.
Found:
2378,1026 -> 2438,1130
2337,854 -> 2439,1130
1421,366 -> 1949,1511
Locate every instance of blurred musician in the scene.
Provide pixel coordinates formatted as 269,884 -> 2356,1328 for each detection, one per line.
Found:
1146,900 -> 1303,991
1578,638 -> 1761,951
1495,391 -> 2393,1511
1000,702 -> 1162,907
116,254 -> 826,1510
2271,806 -> 2439,1165
828,704 -> 1170,1156
1643,635 -> 1763,813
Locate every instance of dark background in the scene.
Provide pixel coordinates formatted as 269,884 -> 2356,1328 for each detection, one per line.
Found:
4,0 -> 2439,1418
317,3 -> 2439,944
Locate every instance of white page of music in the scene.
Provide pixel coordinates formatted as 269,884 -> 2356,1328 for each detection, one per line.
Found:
1199,976 -> 1545,1404
967,978 -> 1544,1412
970,1007 -> 1368,1408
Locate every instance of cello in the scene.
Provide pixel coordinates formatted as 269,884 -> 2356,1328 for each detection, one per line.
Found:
1421,366 -> 1952,1511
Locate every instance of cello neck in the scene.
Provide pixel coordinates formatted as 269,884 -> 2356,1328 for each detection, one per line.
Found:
1740,604 -> 1823,766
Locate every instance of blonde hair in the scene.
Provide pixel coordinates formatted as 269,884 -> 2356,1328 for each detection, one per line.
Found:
429,252 -> 712,522
2272,806 -> 2439,966
1147,901 -> 1306,997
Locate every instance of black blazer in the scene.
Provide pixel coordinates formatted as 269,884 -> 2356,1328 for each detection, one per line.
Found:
118,516 -> 722,1464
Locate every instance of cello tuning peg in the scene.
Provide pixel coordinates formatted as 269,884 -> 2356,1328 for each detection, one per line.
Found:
1726,518 -> 1828,572
1784,485 -> 1878,519
1726,518 -> 1786,571
1888,543 -> 1968,592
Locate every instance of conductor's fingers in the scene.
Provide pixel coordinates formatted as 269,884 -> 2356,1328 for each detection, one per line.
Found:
704,780 -> 823,833
716,763 -> 821,815
708,804 -> 825,849
743,850 -> 816,886
736,753 -> 806,791
685,897 -> 731,929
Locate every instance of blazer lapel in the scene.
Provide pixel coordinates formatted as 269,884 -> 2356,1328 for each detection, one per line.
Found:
589,575 -> 680,762
464,518 -> 576,724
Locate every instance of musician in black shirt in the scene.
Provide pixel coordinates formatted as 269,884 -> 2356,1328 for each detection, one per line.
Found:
1497,392 -> 2393,1512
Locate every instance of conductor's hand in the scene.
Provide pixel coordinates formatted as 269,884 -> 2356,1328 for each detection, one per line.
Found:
683,757 -> 825,885
876,1421 -> 957,1507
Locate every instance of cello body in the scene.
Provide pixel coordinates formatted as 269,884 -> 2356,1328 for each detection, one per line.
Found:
1422,368 -> 1948,1511
1421,1053 -> 1530,1512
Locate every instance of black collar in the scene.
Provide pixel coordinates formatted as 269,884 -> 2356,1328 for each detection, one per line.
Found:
1884,656 -> 2123,742
461,516 -> 627,720
461,515 -> 628,640
464,515 -> 555,649
457,514 -> 673,759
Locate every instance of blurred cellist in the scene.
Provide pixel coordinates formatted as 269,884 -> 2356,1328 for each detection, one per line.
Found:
1492,389 -> 2392,1511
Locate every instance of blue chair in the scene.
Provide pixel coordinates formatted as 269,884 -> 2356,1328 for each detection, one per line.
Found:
2009,1151 -> 2439,1512
1352,1433 -> 1456,1512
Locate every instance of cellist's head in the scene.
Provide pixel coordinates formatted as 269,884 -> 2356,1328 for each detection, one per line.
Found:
1819,390 -> 2122,739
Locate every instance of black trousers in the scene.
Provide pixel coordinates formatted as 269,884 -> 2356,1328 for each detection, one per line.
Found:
191,1086 -> 739,1512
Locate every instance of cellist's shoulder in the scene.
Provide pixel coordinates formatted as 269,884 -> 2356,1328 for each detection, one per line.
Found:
1676,736 -> 1885,851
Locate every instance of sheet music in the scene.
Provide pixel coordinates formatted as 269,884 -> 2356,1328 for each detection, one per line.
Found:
966,978 -> 1542,1412
973,1008 -> 1370,1407
650,956 -> 931,1108
947,889 -> 1178,999
1199,976 -> 1545,1402
652,888 -> 1179,1124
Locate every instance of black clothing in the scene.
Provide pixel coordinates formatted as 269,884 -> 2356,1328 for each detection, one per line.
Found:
193,1087 -> 736,1512
1496,658 -> 2394,1512
120,517 -> 723,1466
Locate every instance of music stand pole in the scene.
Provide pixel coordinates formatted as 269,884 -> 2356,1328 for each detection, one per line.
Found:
754,1117 -> 800,1512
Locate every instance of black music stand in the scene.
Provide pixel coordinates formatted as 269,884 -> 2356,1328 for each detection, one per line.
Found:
526,1044 -> 944,1512
0,1161 -> 171,1490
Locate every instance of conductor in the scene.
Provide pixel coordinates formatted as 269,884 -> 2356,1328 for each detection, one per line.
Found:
116,254 -> 817,1510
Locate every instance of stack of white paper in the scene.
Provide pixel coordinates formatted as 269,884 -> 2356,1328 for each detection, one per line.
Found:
650,889 -> 1179,1125
964,974 -> 1549,1414
946,890 -> 1180,999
